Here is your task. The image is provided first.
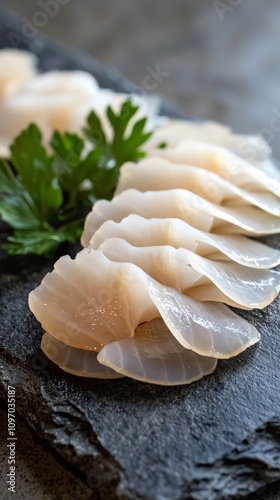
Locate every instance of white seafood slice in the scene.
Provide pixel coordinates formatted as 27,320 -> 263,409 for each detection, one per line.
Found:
152,140 -> 280,197
115,158 -> 280,216
90,215 -> 280,269
0,137 -> 10,158
98,319 -> 217,385
99,238 -> 280,309
0,71 -> 99,144
0,52 -> 157,154
0,49 -> 37,97
41,320 -> 217,385
41,332 -> 123,379
28,249 -> 260,358
81,189 -> 280,247
145,119 -> 271,163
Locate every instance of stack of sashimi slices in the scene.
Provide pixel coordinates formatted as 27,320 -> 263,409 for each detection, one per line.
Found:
29,121 -> 280,385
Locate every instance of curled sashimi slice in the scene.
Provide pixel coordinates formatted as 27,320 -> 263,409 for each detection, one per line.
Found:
0,49 -> 38,156
0,49 -> 37,97
99,238 -> 280,309
144,119 -> 271,163
29,249 -> 156,351
147,285 -> 260,358
82,188 -> 214,247
115,158 -> 280,216
152,140 -> 280,197
98,319 -> 217,385
0,71 -> 99,144
90,215 -> 280,269
41,332 -> 123,379
81,188 -> 280,247
29,249 -> 260,359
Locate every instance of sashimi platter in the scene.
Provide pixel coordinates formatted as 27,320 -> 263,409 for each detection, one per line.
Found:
1,48 -> 280,387
2,14 -> 280,494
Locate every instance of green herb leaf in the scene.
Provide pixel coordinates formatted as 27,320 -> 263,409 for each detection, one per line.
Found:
0,160 -> 42,229
108,102 -> 152,165
84,99 -> 152,167
0,99 -> 155,257
10,124 -> 63,223
3,228 -> 65,257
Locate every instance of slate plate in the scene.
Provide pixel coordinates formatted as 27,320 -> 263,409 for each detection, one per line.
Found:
0,10 -> 280,500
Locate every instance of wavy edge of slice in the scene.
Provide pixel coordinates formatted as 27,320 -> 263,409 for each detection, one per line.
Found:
97,318 -> 218,385
41,331 -> 124,379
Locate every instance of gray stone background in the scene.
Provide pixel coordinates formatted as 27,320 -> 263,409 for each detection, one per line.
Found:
1,0 -> 280,155
0,0 -> 280,499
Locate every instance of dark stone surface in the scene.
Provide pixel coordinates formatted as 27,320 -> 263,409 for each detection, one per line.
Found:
0,399 -> 93,500
1,9 -> 280,500
1,253 -> 280,500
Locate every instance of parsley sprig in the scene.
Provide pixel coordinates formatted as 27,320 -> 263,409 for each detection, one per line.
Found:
0,99 -> 152,257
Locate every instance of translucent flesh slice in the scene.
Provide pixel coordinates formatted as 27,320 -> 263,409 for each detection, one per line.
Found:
0,71 -> 99,141
29,249 -> 157,351
89,215 -> 280,269
41,332 -> 123,379
147,284 -> 260,358
28,248 -> 260,358
99,238 -> 280,309
115,158 -> 280,216
152,140 -> 280,197
81,189 -> 280,247
97,318 -> 217,385
144,119 -> 271,163
0,49 -> 37,97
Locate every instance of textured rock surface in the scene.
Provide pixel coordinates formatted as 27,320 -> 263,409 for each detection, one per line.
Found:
1,251 -> 280,500
1,9 -> 280,500
0,400 -> 93,500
